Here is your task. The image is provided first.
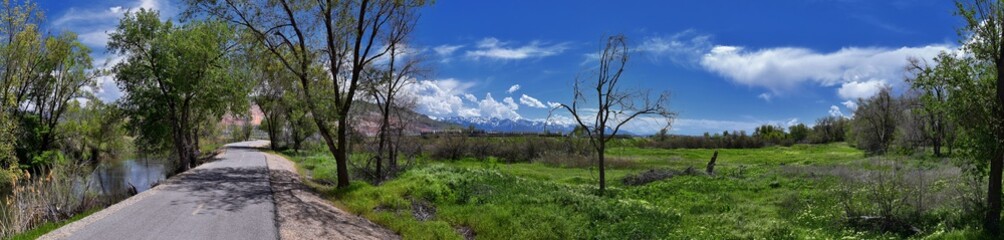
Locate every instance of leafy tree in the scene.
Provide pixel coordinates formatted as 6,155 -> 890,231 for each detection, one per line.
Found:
851,88 -> 900,155
109,10 -> 248,173
788,123 -> 810,143
753,124 -> 786,144
186,0 -> 428,188
245,39 -> 292,150
954,0 -> 1004,234
561,35 -> 674,194
27,32 -> 94,154
907,54 -> 956,156
809,116 -> 849,144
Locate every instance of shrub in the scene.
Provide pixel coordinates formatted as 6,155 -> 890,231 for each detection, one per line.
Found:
621,167 -> 701,186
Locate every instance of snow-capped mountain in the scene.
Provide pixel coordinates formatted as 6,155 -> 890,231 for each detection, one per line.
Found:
434,116 -> 577,133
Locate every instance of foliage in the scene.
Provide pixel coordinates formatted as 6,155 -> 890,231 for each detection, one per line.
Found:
952,0 -> 1004,233
852,88 -> 901,155
109,9 -> 248,172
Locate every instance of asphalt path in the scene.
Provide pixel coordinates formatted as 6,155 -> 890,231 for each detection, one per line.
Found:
41,141 -> 279,240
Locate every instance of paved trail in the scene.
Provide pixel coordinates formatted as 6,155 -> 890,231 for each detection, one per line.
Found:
41,141 -> 397,240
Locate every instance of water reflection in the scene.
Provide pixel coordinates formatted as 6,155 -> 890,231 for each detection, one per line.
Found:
90,157 -> 172,194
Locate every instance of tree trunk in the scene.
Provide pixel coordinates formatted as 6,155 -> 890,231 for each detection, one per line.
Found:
988,45 -> 1004,236
173,132 -> 190,174
335,117 -> 351,188
598,141 -> 606,195
932,134 -> 942,157
987,153 -> 1003,236
706,150 -> 719,175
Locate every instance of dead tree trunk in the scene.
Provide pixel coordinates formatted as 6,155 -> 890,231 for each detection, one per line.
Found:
706,150 -> 718,175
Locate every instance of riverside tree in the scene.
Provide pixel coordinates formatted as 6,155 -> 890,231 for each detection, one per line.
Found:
185,0 -> 428,188
109,9 -> 249,173
561,35 -> 674,195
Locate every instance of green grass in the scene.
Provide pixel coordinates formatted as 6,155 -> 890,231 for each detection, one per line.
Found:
5,208 -> 100,240
282,142 -> 983,239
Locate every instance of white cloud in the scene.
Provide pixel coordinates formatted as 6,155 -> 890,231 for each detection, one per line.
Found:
53,1 -> 173,49
51,0 -> 176,103
94,75 -> 123,103
635,30 -> 713,66
399,79 -> 539,120
837,80 -> 888,100
503,97 -> 518,109
547,101 -> 563,109
829,105 -> 845,117
433,44 -> 463,63
700,44 -> 951,96
463,93 -> 477,102
466,37 -> 571,60
478,93 -> 521,119
138,0 -> 160,11
757,93 -> 772,102
786,118 -> 799,127
842,100 -> 859,111
434,44 -> 463,56
519,94 -> 547,108
506,84 -> 520,93
400,78 -> 477,117
78,30 -> 113,49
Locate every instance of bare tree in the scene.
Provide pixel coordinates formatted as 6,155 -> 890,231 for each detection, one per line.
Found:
561,35 -> 674,194
185,0 -> 427,188
364,7 -> 422,182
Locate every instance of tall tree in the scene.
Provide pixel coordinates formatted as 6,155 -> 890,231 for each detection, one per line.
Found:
561,35 -> 674,194
955,0 -> 1004,234
366,14 -> 422,181
109,10 -> 248,173
906,55 -> 954,157
185,0 -> 427,188
0,0 -> 43,117
0,0 -> 42,167
29,32 -> 94,153
246,40 -> 291,150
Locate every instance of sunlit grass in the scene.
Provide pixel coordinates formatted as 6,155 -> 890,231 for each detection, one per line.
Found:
282,142 -> 978,239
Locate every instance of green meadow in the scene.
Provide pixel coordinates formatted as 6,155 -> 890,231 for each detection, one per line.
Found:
283,142 -> 982,239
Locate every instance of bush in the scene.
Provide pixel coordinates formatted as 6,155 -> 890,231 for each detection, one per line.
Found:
621,167 -> 703,186
834,158 -> 964,237
426,136 -> 582,163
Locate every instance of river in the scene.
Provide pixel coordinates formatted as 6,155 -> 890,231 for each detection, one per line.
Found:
89,156 -> 172,195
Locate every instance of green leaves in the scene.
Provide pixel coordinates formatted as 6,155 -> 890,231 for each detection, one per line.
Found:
109,9 -> 249,164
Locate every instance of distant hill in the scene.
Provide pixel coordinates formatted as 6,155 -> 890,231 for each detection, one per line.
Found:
350,102 -> 460,136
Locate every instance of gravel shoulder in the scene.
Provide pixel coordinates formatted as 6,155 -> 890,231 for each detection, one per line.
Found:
263,152 -> 400,240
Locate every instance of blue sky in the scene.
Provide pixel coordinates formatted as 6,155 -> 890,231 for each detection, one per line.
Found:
42,0 -> 961,135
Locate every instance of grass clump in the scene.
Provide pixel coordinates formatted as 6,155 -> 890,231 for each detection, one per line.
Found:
5,208 -> 100,240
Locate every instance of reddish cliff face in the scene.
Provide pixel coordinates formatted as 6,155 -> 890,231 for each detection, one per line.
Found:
220,105 -> 265,127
